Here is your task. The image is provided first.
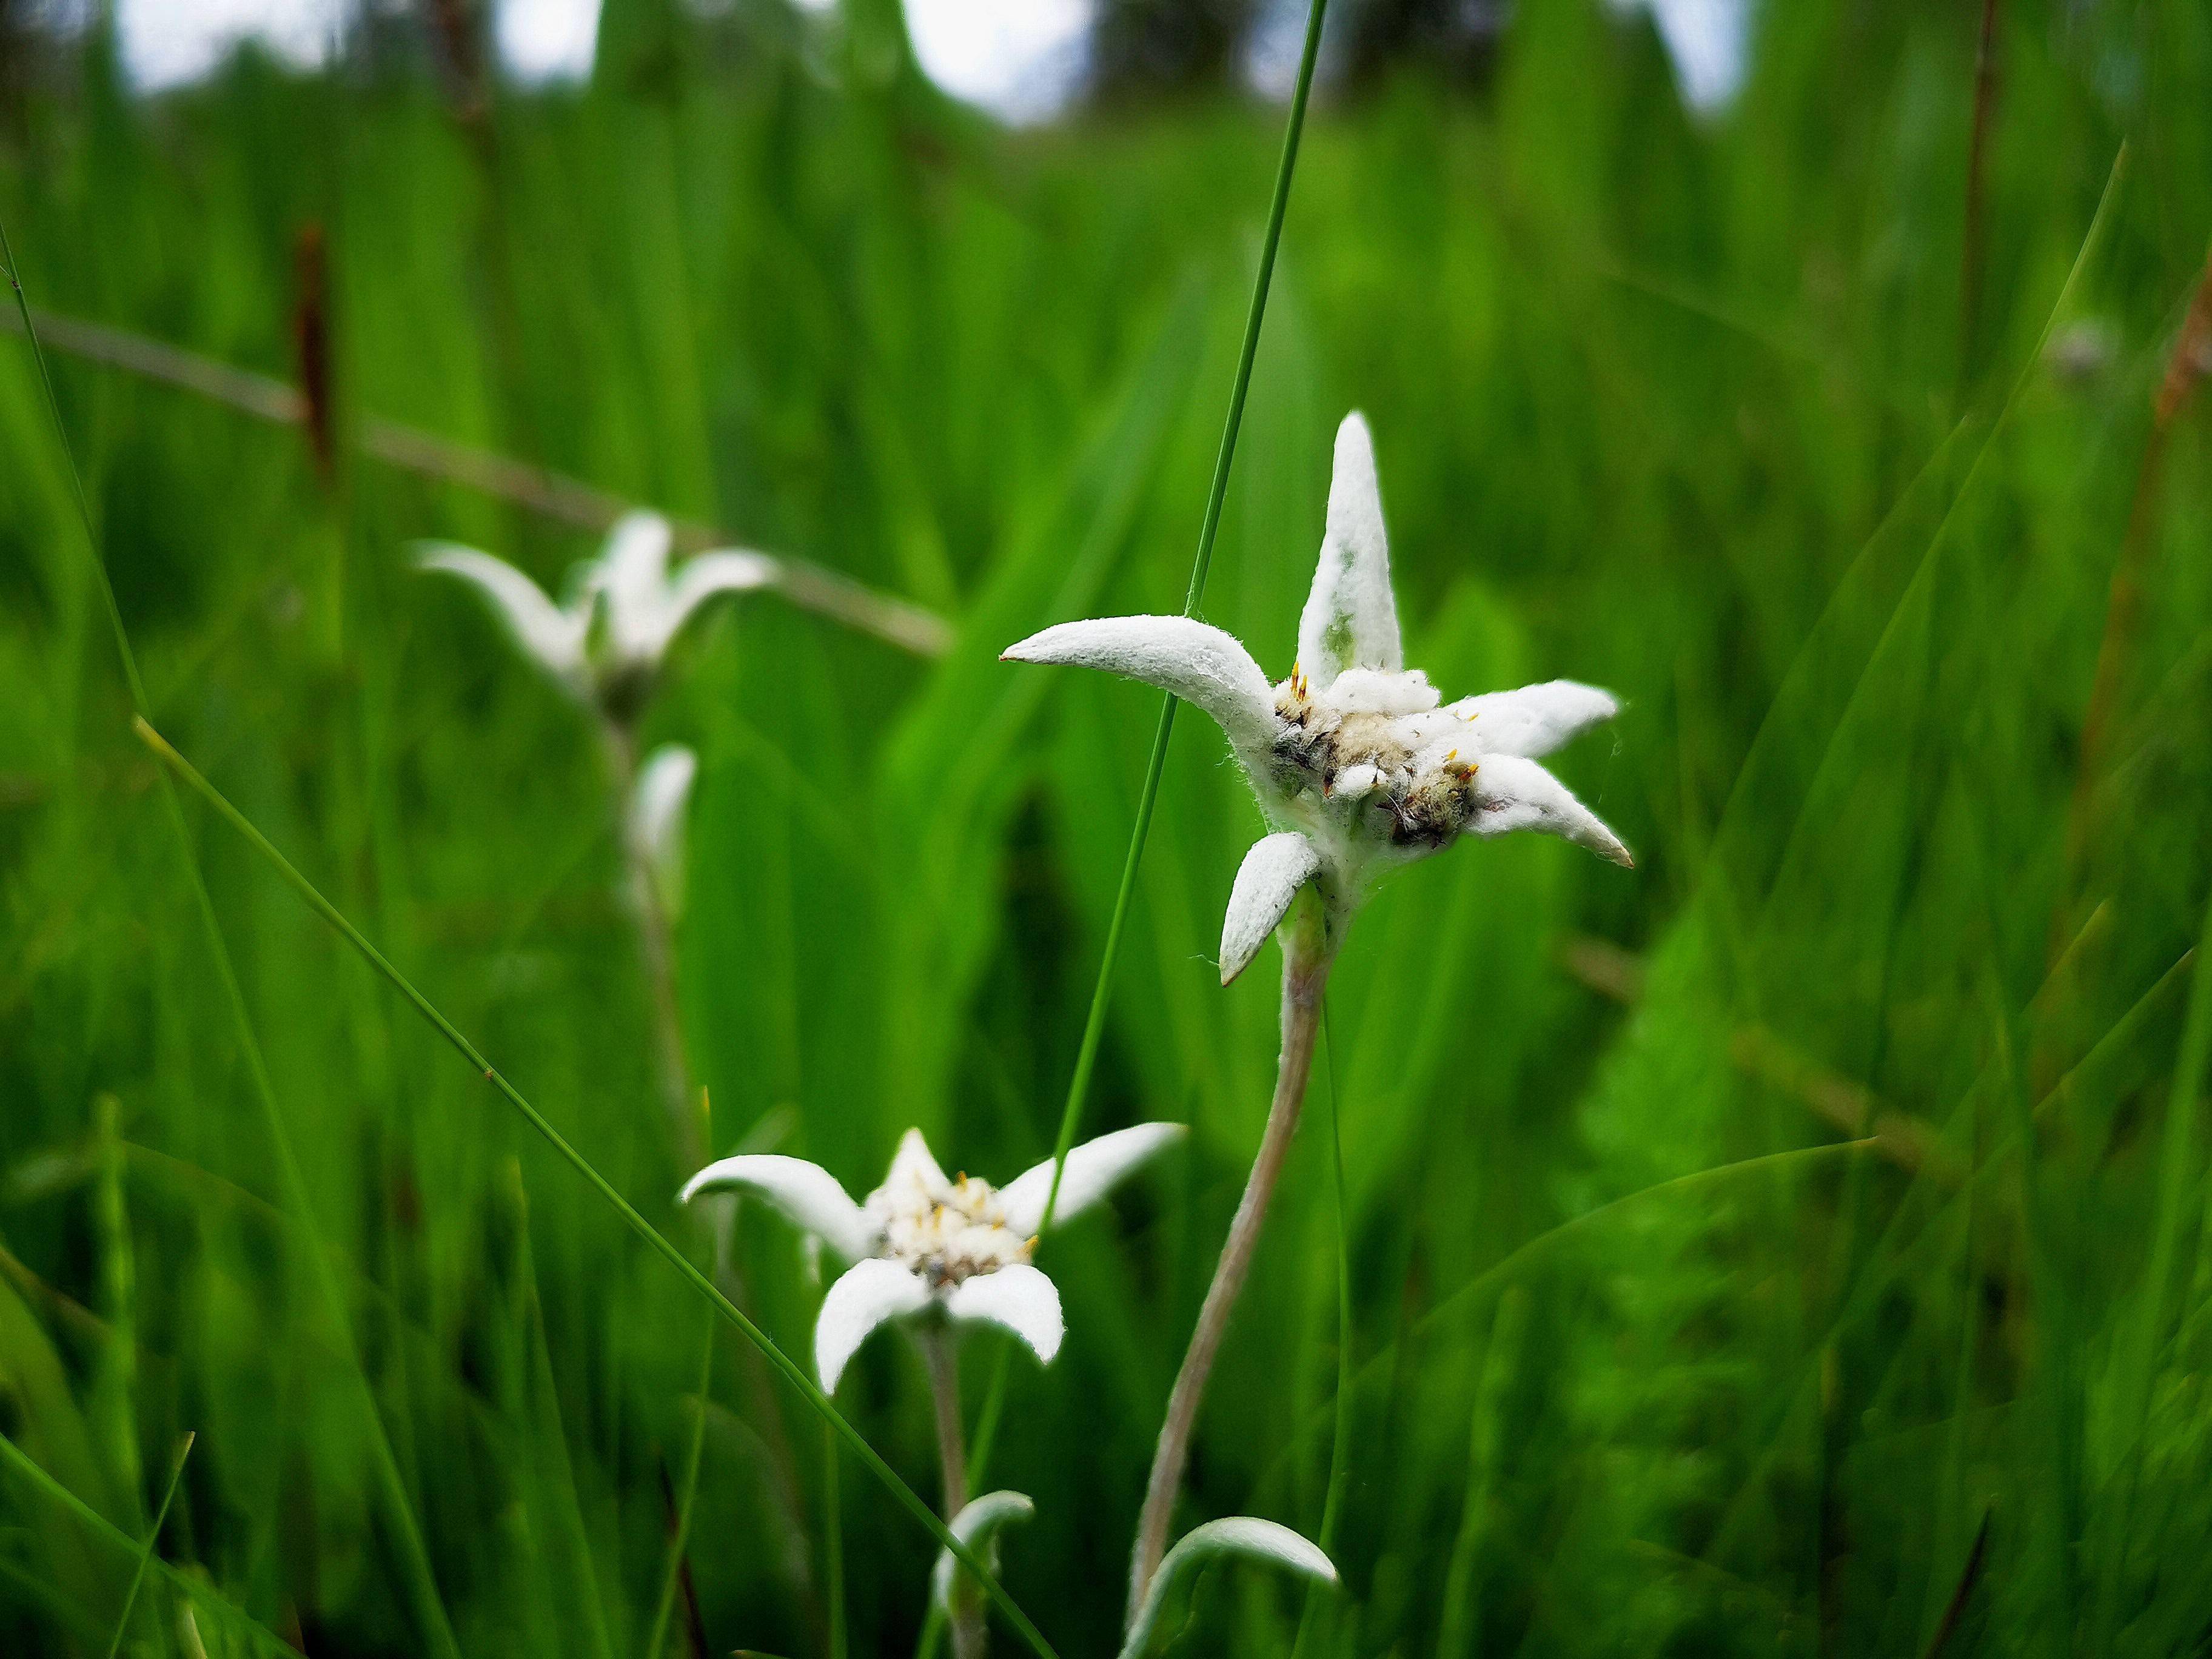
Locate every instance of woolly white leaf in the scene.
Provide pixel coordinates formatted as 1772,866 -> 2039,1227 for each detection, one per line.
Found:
1466,752 -> 1632,867
814,1259 -> 933,1392
416,545 -> 586,680
930,1491 -> 1036,1615
1002,615 -> 1277,757
678,1155 -> 880,1262
1218,832 -> 1321,986
626,745 -> 697,917
1119,1518 -> 1338,1659
649,549 -> 779,657
1296,412 -> 1401,692
1450,679 -> 1620,759
943,1264 -> 1063,1367
998,1122 -> 1186,1236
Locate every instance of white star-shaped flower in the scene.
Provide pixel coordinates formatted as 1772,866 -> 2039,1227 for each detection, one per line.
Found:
417,511 -> 774,722
681,1123 -> 1184,1391
1004,412 -> 1631,984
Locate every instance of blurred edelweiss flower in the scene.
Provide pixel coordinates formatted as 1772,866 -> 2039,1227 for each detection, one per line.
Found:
415,511 -> 775,722
681,1123 -> 1184,1390
1004,412 -> 1630,982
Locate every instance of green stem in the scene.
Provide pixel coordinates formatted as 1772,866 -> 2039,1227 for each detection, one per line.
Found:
132,715 -> 1059,1659
965,0 -> 1333,1492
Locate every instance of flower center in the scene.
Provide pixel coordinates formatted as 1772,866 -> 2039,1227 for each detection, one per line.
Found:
873,1171 -> 1031,1285
1270,668 -> 1484,851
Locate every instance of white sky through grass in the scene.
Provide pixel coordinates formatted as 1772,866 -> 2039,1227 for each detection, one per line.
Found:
107,0 -> 1740,119
495,0 -> 603,83
902,0 -> 1092,126
116,0 -> 348,89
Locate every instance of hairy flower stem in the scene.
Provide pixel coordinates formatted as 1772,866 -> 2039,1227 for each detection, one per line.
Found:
923,1329 -> 986,1659
600,719 -> 697,1165
1130,901 -> 1338,1622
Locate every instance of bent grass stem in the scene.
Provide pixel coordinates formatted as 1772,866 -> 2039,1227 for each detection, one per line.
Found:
132,716 -> 1061,1659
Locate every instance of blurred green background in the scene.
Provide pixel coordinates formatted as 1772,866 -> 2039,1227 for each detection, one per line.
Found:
5,0 -> 2212,1654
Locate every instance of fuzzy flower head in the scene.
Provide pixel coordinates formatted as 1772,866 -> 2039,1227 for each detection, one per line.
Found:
417,512 -> 774,725
682,1123 -> 1183,1390
1004,412 -> 1631,982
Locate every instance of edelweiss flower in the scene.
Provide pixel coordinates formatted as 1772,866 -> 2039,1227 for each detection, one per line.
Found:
682,1123 -> 1183,1390
1004,412 -> 1630,982
417,511 -> 774,723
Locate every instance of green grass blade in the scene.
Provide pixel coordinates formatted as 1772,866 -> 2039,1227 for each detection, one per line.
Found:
647,1324 -> 715,1659
0,1432 -> 288,1659
131,716 -> 1060,1659
1,209 -> 464,1659
102,1429 -> 193,1659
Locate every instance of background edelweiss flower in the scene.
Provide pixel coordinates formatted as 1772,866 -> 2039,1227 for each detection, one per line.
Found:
415,511 -> 776,720
1004,411 -> 1631,982
681,1123 -> 1184,1390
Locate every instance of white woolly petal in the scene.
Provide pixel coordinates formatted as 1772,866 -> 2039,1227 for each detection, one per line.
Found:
415,545 -> 586,679
1450,680 -> 1620,759
626,745 -> 697,917
883,1127 -> 950,1195
999,1123 -> 1187,1235
943,1264 -> 1064,1367
1119,1518 -> 1338,1659
1466,752 -> 1633,868
678,1155 -> 880,1261
1216,831 -> 1321,987
1318,666 -> 1438,716
1296,412 -> 1402,692
648,549 -> 779,657
814,1259 -> 933,1391
597,511 -> 674,649
1002,615 -> 1277,757
931,1491 -> 1036,1614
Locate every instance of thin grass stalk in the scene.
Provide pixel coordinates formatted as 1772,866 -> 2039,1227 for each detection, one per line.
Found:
1131,907 -> 1336,1618
0,215 -> 466,1659
129,717 -> 1060,1659
102,1431 -> 194,1659
964,0 -> 1333,1492
647,1323 -> 715,1659
1289,1007 -> 1354,1659
0,1433 -> 290,1659
1956,0 -> 2002,401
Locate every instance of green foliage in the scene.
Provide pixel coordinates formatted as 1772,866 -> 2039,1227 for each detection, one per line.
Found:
3,1 -> 2212,1655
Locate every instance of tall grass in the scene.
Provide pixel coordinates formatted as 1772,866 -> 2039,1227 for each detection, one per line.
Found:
3,1 -> 2212,1654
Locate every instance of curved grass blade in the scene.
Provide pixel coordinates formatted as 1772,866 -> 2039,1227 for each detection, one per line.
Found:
102,1430 -> 193,1659
132,717 -> 1059,1659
